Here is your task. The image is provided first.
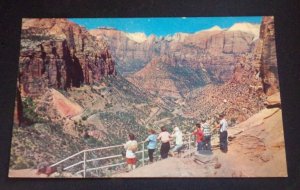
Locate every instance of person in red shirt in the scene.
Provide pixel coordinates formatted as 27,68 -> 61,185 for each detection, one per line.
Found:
193,123 -> 204,153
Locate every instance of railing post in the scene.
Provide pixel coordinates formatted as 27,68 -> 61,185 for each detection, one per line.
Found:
188,135 -> 191,157
142,142 -> 145,166
83,151 -> 86,178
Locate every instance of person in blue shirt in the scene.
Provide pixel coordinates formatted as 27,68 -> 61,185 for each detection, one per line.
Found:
145,129 -> 157,163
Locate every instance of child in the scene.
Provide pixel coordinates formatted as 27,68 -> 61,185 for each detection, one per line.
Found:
201,118 -> 212,154
193,123 -> 204,153
124,133 -> 138,172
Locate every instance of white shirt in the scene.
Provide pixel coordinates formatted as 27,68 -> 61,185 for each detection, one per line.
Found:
171,131 -> 183,145
220,118 -> 228,132
124,140 -> 137,158
158,131 -> 171,143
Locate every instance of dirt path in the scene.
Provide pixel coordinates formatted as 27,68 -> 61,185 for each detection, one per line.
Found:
9,169 -> 48,178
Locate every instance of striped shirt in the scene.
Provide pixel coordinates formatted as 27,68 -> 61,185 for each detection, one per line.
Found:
202,123 -> 211,136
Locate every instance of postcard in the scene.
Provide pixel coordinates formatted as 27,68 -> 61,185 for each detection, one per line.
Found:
8,16 -> 287,178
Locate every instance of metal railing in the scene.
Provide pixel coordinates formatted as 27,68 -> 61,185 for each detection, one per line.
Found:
50,133 -> 195,178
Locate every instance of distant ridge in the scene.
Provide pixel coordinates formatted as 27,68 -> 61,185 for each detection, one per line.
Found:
91,22 -> 260,42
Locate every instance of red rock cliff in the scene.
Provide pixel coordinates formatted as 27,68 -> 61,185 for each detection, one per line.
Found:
19,18 -> 116,97
14,18 -> 116,126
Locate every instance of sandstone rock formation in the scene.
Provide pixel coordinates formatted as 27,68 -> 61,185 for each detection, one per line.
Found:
258,16 -> 279,96
264,91 -> 281,107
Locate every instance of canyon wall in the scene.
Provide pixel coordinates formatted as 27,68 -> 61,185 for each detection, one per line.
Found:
90,24 -> 259,83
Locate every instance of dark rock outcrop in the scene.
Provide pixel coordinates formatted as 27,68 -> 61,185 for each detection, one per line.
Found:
13,88 -> 23,126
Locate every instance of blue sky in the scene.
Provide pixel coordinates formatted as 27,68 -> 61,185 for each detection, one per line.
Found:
69,17 -> 262,37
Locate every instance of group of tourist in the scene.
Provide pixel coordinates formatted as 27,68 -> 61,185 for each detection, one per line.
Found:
192,114 -> 228,155
123,114 -> 228,172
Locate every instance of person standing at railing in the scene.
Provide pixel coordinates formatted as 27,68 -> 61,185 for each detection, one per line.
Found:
124,133 -> 138,172
169,127 -> 183,157
145,129 -> 157,163
193,123 -> 204,153
157,126 -> 171,159
218,114 -> 228,153
201,118 -> 212,154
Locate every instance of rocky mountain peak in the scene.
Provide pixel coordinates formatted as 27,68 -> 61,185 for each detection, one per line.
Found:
228,22 -> 260,40
165,32 -> 189,42
124,32 -> 148,43
201,25 -> 223,32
